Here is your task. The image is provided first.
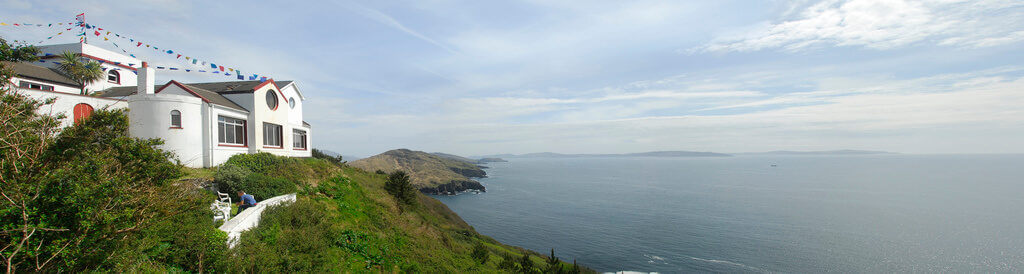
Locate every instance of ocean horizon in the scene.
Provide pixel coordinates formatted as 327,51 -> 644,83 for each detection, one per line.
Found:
435,154 -> 1024,273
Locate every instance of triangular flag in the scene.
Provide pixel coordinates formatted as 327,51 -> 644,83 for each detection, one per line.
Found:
176,54 -> 181,59
104,37 -> 108,41
0,23 -> 7,26
94,30 -> 100,36
137,42 -> 142,47
219,66 -> 225,72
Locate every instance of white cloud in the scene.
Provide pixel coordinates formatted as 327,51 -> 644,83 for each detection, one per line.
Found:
323,66 -> 1024,155
700,0 -> 1024,52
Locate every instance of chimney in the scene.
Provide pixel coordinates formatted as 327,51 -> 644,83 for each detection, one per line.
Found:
137,62 -> 155,95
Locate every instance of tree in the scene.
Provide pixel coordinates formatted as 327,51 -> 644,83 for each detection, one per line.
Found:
384,170 -> 417,206
545,248 -> 562,273
470,241 -> 489,265
54,50 -> 103,95
519,253 -> 536,273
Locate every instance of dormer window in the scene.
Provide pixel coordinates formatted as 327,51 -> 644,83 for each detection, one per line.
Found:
107,70 -> 120,84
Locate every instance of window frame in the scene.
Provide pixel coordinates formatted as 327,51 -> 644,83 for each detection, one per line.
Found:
292,129 -> 307,150
266,90 -> 279,110
169,110 -> 182,129
262,122 -> 283,148
217,116 -> 247,147
107,69 -> 120,84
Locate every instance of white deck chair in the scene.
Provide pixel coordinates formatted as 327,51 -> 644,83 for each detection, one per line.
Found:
211,192 -> 232,222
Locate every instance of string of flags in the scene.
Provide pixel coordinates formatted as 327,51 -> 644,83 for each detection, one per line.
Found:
85,22 -> 268,81
7,14 -> 271,81
0,22 -> 76,27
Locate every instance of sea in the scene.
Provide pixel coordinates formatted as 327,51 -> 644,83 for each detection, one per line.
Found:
433,154 -> 1024,273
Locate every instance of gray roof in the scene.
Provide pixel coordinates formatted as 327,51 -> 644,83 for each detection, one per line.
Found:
276,80 -> 293,88
183,80 -> 285,93
97,82 -> 247,111
5,61 -> 79,87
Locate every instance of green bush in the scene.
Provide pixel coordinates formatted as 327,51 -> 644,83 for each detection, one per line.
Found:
235,173 -> 297,202
224,152 -> 281,174
471,242 -> 489,264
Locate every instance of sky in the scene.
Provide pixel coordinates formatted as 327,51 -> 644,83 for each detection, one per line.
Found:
1,0 -> 1023,156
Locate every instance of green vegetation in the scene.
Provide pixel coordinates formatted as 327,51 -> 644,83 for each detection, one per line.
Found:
1,40 -> 223,272
0,40 -> 593,273
312,148 -> 343,164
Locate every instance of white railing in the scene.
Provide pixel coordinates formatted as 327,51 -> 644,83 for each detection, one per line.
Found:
217,193 -> 297,248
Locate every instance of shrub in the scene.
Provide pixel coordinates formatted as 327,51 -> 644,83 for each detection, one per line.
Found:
224,152 -> 281,174
236,173 -> 297,202
498,253 -> 517,270
214,164 -> 251,195
385,170 -> 417,205
311,148 -> 342,165
471,242 -> 489,264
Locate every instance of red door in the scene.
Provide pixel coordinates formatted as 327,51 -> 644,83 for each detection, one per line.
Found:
73,103 -> 93,124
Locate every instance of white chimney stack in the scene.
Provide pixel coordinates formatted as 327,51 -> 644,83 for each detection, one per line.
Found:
137,62 -> 155,95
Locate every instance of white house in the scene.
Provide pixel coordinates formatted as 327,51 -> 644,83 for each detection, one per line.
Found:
7,43 -> 312,167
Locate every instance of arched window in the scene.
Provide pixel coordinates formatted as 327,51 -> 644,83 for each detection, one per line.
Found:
73,103 -> 93,124
170,110 -> 182,128
107,70 -> 120,84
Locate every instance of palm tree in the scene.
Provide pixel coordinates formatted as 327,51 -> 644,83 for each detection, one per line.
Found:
55,50 -> 104,95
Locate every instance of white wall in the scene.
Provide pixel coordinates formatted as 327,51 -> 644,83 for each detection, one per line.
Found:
280,83 -> 304,126
251,82 -> 292,156
128,94 -> 205,167
17,86 -> 127,128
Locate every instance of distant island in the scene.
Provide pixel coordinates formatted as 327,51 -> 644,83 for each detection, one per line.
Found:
476,150 -> 732,158
739,150 -> 897,155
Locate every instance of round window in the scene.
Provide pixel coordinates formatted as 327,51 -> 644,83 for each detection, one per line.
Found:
266,90 -> 278,110
289,98 -> 296,109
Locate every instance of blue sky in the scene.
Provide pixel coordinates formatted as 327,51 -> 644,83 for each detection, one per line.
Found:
2,0 -> 1023,156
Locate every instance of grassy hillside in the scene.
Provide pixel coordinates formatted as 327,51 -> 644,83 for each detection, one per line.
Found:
349,149 -> 487,194
223,154 -> 592,273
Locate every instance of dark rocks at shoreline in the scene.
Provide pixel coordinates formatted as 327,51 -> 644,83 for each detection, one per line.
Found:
419,180 -> 486,195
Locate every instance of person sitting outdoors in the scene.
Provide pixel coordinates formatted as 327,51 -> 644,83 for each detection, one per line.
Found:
236,191 -> 257,214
